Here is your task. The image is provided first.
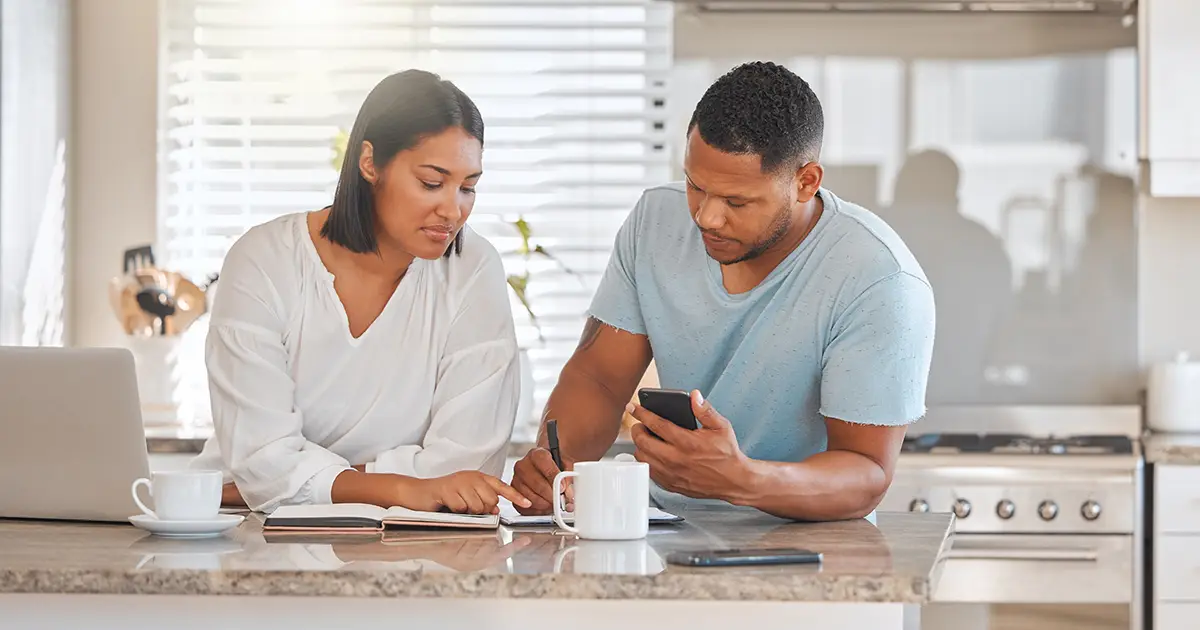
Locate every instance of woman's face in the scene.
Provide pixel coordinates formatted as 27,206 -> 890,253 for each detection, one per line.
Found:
360,126 -> 483,260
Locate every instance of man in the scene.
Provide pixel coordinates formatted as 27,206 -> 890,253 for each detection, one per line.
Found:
511,61 -> 936,521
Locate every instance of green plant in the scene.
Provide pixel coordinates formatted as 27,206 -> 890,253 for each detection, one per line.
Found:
330,128 -> 579,344
332,128 -> 350,172
504,216 -> 583,344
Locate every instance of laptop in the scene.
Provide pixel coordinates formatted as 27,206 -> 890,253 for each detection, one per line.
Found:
0,346 -> 151,522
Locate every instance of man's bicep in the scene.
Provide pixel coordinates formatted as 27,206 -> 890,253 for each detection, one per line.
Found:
824,417 -> 908,477
820,272 -> 935,425
565,317 -> 653,404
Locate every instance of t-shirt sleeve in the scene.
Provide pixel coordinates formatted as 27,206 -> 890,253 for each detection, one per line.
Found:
586,193 -> 648,335
819,272 -> 936,425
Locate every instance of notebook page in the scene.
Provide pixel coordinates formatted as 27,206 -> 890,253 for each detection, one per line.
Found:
269,503 -> 388,522
382,506 -> 500,527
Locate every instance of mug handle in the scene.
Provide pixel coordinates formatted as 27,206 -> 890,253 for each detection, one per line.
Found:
552,471 -> 579,534
130,478 -> 156,517
552,545 -> 578,573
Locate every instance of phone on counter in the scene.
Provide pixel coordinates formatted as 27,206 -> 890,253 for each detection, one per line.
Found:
665,548 -> 823,568
636,388 -> 699,432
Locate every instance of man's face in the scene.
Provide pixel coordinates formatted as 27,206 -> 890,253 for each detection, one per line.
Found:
682,130 -> 797,266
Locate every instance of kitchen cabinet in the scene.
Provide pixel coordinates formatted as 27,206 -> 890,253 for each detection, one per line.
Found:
1157,603 -> 1200,630
1153,465 -> 1200,534
1153,464 -> 1200,629
1141,0 -> 1200,197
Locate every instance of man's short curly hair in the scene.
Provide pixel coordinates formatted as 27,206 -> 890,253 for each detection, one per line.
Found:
687,61 -> 824,174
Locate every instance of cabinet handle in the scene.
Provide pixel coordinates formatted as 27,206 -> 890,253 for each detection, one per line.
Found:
946,548 -> 1098,562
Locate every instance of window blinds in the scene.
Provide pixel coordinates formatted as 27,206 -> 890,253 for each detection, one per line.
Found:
159,0 -> 673,437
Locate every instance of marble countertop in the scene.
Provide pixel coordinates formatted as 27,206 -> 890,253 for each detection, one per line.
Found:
0,508 -> 952,603
1144,432 -> 1200,464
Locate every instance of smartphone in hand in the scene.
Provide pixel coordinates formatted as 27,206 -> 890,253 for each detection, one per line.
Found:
637,388 -> 699,433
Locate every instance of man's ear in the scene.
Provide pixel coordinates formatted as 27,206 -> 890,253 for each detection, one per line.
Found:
794,161 -> 823,203
358,140 -> 378,184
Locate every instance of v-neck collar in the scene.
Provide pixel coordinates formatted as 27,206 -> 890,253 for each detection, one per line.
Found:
296,212 -> 421,346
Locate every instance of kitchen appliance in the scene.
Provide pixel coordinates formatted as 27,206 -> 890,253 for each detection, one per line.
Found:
877,406 -> 1143,630
1147,352 -> 1200,433
664,0 -> 1138,15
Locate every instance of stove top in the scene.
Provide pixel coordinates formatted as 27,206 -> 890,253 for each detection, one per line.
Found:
901,433 -> 1134,455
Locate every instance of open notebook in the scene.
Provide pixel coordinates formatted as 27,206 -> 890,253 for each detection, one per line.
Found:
263,504 -> 500,532
497,503 -> 683,527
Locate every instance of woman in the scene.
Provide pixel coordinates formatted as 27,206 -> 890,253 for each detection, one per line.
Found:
190,70 -> 531,515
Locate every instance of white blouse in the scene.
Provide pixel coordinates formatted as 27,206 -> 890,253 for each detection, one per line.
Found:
189,212 -> 520,512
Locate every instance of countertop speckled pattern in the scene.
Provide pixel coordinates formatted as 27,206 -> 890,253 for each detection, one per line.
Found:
1144,432 -> 1200,464
0,508 -> 952,603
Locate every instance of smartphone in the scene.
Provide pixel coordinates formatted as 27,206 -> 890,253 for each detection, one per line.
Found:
637,388 -> 699,432
664,548 -> 823,568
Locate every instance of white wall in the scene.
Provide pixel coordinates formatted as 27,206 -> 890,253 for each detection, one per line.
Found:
67,1 -> 1200,378
1140,192 -> 1200,364
70,0 -> 157,348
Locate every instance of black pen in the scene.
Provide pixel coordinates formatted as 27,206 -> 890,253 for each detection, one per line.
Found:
546,419 -> 564,471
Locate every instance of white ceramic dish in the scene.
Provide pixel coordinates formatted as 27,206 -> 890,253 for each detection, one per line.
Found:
129,513 -> 244,539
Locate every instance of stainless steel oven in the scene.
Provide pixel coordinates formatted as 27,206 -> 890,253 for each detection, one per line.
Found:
878,407 -> 1144,630
938,534 -> 1134,604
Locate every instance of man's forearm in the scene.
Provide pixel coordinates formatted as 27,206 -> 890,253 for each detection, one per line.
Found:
730,451 -> 890,521
537,364 -> 627,463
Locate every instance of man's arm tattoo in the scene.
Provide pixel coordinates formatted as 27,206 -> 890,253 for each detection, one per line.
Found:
576,317 -> 607,352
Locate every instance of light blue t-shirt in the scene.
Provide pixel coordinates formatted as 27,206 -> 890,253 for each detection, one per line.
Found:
587,184 -> 936,512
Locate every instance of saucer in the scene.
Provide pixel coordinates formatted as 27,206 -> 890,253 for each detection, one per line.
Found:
129,513 -> 244,539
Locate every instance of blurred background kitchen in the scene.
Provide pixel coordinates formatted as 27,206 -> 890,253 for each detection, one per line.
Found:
2,1 -> 1200,629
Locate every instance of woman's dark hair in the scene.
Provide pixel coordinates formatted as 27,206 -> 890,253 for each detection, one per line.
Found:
322,69 -> 484,257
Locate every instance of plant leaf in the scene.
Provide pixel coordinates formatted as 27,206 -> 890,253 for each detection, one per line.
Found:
512,216 -> 532,255
506,273 -> 544,343
331,128 -> 349,172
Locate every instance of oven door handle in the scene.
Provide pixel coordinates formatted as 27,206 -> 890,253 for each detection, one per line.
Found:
945,547 -> 1099,562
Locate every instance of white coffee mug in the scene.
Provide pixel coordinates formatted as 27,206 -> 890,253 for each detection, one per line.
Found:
553,460 -> 649,540
130,470 -> 223,521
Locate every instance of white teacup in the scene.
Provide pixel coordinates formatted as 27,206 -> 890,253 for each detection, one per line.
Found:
553,460 -> 649,540
130,470 -> 222,521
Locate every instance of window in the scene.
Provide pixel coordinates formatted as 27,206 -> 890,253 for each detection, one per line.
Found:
0,0 -> 69,347
159,0 -> 673,438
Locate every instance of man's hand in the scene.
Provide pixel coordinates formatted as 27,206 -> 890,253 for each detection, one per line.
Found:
629,390 -> 757,504
510,448 -> 574,515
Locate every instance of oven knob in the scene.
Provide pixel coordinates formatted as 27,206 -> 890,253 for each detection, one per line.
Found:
1038,500 -> 1059,521
1081,500 -> 1102,521
996,499 -> 1016,519
952,499 -> 972,518
909,499 -> 930,513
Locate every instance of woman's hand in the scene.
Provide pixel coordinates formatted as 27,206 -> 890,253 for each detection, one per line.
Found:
400,472 -> 532,515
222,482 -> 248,508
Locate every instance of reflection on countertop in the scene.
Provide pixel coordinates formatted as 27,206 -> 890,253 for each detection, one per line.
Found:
0,507 -> 953,603
1144,432 -> 1200,464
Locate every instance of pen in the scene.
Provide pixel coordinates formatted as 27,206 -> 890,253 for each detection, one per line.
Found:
546,419 -> 564,471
